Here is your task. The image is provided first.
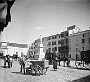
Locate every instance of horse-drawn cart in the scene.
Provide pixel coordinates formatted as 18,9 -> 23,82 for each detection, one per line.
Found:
75,50 -> 90,69
24,59 -> 49,75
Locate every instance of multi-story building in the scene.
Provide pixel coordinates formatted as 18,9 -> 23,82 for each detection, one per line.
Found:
28,30 -> 69,58
28,39 -> 41,57
69,30 -> 90,60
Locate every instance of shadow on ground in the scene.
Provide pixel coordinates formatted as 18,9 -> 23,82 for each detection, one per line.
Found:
12,72 -> 21,74
12,71 -> 41,76
68,66 -> 90,71
1,66 -> 10,68
70,75 -> 90,82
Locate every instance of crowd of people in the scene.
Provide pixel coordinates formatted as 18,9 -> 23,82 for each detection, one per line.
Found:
3,51 -> 71,74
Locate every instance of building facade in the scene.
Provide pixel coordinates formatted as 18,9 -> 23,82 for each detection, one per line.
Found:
69,30 -> 90,60
28,30 -> 69,58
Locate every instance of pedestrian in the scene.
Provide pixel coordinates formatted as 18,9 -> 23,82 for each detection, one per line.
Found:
4,56 -> 6,68
52,51 -> 58,70
66,57 -> 71,67
7,55 -> 10,68
62,55 -> 66,67
19,52 -> 26,74
10,56 -> 13,67
58,52 -> 61,66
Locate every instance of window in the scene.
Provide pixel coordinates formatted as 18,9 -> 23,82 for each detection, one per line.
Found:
66,32 -> 68,36
58,47 -> 61,52
61,34 -> 64,37
82,33 -> 86,37
61,39 -> 64,45
55,47 -> 57,51
47,37 -> 51,40
89,38 -> 90,43
82,39 -> 85,43
48,42 -> 51,46
58,40 -> 61,44
52,36 -> 54,39
52,41 -> 56,45
54,41 -> 56,45
59,35 -> 60,38
82,34 -> 85,37
69,54 -> 71,58
66,46 -> 68,50
34,51 -> 35,54
48,48 -> 51,52
52,48 -> 55,51
66,38 -> 68,44
82,47 -> 84,51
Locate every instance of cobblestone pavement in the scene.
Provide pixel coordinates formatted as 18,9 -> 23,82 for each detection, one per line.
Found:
0,59 -> 90,82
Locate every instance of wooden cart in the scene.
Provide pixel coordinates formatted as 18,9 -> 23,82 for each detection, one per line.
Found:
24,59 -> 49,75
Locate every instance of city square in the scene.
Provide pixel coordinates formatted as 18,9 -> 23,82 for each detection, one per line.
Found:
0,59 -> 90,82
0,0 -> 90,82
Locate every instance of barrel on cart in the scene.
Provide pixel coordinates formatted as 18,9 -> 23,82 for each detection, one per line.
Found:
75,50 -> 90,69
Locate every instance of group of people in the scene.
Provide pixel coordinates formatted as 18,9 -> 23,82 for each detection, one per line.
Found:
52,51 -> 70,71
4,55 -> 13,68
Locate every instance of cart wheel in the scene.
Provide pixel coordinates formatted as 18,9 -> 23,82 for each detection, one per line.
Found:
42,68 -> 47,74
75,61 -> 83,68
33,65 -> 42,76
84,63 -> 90,69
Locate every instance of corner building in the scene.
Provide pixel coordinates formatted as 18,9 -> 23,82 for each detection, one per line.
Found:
69,30 -> 90,60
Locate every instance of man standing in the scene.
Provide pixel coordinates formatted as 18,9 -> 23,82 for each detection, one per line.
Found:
19,52 -> 26,74
0,0 -> 16,32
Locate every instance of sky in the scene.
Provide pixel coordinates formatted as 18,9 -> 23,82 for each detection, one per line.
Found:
1,0 -> 90,44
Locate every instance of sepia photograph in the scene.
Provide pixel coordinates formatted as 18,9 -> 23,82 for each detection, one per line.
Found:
0,0 -> 90,82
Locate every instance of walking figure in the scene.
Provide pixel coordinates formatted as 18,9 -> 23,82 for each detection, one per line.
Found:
52,51 -> 58,70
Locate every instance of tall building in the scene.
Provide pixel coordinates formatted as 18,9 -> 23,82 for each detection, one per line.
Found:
69,30 -> 90,60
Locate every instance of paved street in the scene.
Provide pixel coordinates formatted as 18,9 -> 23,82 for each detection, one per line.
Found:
0,59 -> 90,82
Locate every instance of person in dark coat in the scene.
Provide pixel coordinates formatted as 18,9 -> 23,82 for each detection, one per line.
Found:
57,52 -> 61,66
4,55 -> 10,68
52,51 -> 58,70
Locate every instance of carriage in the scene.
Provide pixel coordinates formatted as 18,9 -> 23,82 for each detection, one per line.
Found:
75,50 -> 90,69
23,59 -> 49,75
